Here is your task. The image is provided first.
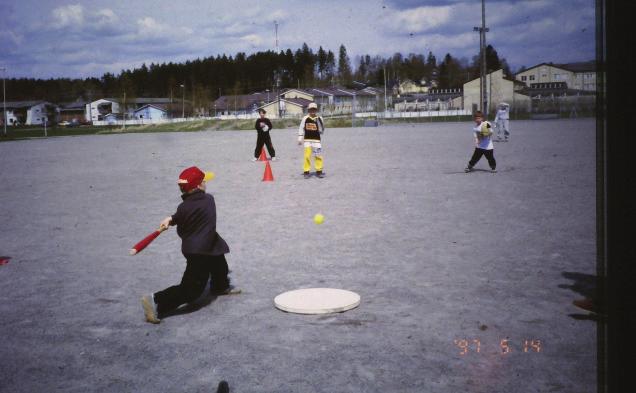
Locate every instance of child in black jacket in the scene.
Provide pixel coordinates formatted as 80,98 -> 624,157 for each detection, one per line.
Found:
141,166 -> 239,324
252,108 -> 277,161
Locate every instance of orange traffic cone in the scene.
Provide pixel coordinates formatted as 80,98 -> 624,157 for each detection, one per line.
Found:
258,147 -> 268,161
262,161 -> 274,181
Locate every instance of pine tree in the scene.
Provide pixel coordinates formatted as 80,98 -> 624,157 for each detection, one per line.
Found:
337,44 -> 352,87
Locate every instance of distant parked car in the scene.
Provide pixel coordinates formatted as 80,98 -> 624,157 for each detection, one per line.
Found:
59,119 -> 80,128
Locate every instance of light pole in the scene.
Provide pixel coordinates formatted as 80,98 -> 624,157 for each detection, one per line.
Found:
383,66 -> 388,114
1,67 -> 6,136
122,91 -> 126,130
351,92 -> 356,127
473,0 -> 489,114
180,84 -> 185,119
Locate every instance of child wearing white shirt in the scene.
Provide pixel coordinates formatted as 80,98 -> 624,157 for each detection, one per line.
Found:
465,111 -> 497,173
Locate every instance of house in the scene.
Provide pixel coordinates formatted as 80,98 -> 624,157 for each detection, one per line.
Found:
214,87 -> 378,118
58,98 -> 89,123
280,87 -> 377,116
514,61 -> 596,91
394,88 -> 463,111
133,104 -> 168,121
1,101 -> 58,125
463,69 -> 531,115
103,113 -> 122,125
397,78 -> 432,95
257,97 -> 313,118
86,98 -> 122,122
87,97 -> 181,122
519,82 -> 596,114
213,92 -> 270,116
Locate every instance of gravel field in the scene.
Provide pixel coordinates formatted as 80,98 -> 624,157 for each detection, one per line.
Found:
0,118 -> 597,393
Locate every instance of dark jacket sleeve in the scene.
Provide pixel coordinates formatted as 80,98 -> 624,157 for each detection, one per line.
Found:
171,205 -> 183,226
174,192 -> 229,256
266,119 -> 273,131
255,119 -> 261,132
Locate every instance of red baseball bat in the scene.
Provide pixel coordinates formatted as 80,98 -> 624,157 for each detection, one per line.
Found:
129,227 -> 167,255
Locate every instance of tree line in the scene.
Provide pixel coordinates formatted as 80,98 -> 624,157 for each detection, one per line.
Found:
5,43 -> 511,110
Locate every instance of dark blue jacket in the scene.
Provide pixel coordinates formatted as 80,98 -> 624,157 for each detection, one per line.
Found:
170,189 -> 230,256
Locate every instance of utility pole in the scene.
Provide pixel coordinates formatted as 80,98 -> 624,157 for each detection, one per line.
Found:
351,92 -> 356,127
482,0 -> 488,115
274,21 -> 279,52
383,66 -> 388,114
122,91 -> 126,130
473,0 -> 489,114
1,67 -> 6,136
180,84 -> 185,119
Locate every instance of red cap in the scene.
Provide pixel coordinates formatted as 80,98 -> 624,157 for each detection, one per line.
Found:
177,166 -> 213,192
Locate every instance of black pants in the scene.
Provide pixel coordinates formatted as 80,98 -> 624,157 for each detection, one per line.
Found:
255,132 -> 276,158
154,254 -> 229,315
468,148 -> 496,169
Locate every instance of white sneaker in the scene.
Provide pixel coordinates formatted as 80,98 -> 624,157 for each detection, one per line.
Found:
141,295 -> 161,324
251,157 -> 258,162
271,157 -> 278,162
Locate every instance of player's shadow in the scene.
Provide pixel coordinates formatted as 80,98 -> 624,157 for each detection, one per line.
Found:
443,168 -> 502,175
559,271 -> 602,321
159,283 -> 220,319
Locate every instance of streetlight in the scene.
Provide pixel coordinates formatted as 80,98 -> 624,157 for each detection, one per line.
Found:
122,91 -> 126,130
383,66 -> 388,115
473,0 -> 489,114
180,84 -> 185,119
1,67 -> 6,136
351,92 -> 356,127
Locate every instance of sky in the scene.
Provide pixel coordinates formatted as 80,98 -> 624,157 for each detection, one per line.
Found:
0,0 -> 597,79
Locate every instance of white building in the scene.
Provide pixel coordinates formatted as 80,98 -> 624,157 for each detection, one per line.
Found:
514,61 -> 596,92
86,98 -> 122,122
2,101 -> 57,125
463,69 -> 531,115
133,104 -> 168,121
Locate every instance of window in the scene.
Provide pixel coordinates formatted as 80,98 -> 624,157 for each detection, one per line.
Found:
529,75 -> 535,80
554,74 -> 561,80
521,76 -> 527,81
542,74 -> 547,78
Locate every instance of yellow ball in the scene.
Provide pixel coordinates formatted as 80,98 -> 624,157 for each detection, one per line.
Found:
313,213 -> 324,225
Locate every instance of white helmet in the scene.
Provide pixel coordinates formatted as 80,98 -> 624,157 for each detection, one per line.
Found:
308,102 -> 318,110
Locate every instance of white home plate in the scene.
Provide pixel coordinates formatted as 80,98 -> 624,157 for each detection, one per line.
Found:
274,288 -> 361,314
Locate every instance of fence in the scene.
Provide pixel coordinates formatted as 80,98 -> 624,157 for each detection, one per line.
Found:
529,94 -> 596,117
92,116 -> 214,126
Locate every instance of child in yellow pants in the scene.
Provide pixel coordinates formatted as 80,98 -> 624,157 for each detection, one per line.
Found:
298,102 -> 325,178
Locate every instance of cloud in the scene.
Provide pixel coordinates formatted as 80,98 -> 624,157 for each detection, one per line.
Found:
0,29 -> 24,48
240,34 -> 263,47
94,8 -> 119,26
51,4 -> 84,29
1,0 -> 596,79
266,10 -> 288,23
389,6 -> 453,33
137,17 -> 165,35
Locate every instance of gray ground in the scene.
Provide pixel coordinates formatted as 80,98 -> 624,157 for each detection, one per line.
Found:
0,118 -> 597,393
